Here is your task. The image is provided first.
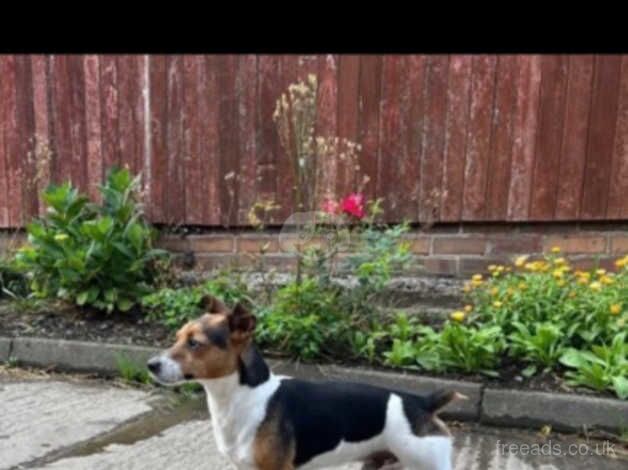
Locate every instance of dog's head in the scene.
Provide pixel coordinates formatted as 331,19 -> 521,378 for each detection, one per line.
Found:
147,295 -> 256,385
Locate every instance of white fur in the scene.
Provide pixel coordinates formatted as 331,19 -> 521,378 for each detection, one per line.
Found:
152,355 -> 185,384
199,372 -> 286,469
197,371 -> 452,470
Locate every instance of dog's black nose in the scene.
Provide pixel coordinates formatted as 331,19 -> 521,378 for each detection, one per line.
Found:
147,357 -> 161,374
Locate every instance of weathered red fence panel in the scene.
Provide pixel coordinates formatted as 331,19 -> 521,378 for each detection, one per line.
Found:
1,54 -> 627,228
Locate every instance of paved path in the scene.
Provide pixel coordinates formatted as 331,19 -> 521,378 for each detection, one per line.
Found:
1,371 -> 625,470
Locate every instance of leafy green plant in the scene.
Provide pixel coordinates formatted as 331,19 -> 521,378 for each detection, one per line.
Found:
116,354 -> 151,385
437,323 -> 504,376
560,333 -> 628,399
509,322 -> 566,375
256,279 -> 348,361
142,286 -> 205,329
15,167 -> 168,313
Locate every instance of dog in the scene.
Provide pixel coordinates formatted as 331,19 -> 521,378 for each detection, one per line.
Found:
147,295 -> 465,470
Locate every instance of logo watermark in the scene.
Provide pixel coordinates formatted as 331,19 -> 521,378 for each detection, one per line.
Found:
496,439 -> 616,458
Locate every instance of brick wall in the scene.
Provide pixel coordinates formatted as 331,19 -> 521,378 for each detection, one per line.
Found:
155,223 -> 628,277
2,223 -> 626,278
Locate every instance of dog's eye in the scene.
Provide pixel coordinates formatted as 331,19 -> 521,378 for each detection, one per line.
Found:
187,338 -> 201,349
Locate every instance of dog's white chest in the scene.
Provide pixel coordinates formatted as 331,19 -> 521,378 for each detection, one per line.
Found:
202,373 -> 285,469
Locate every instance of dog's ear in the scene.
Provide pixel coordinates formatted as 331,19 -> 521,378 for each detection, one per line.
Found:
228,303 -> 256,342
200,295 -> 227,314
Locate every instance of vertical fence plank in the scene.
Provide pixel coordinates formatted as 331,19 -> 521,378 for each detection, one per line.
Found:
462,55 -> 497,220
49,55 -> 74,184
236,55 -> 258,224
486,55 -> 518,220
581,55 -> 622,220
507,55 -> 542,221
608,57 -> 628,219
555,56 -> 594,220
0,56 -> 12,227
441,55 -> 472,222
68,56 -> 88,193
316,54 -> 338,205
2,55 -> 24,227
117,55 -> 139,175
200,56 -> 221,225
530,55 -> 568,220
256,56 -> 281,221
357,55 -> 382,203
419,55 -> 448,223
83,55 -> 103,202
165,56 -> 186,225
275,55 -> 297,219
217,55 -> 240,227
31,55 -> 51,217
336,55 -> 361,198
148,56 -> 167,223
100,55 -> 120,173
378,55 -> 406,221
182,55 -> 204,225
14,55 -> 37,221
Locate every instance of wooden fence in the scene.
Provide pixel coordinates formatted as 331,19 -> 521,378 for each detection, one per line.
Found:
0,54 -> 627,228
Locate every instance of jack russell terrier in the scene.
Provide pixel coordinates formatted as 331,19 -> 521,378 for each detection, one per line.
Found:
147,295 -> 465,470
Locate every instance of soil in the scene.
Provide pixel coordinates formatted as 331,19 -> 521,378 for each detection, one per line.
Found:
0,300 -> 617,400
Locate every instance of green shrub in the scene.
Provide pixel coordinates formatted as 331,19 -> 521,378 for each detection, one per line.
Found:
560,333 -> 628,399
142,286 -> 205,329
115,353 -> 151,384
15,167 -> 168,313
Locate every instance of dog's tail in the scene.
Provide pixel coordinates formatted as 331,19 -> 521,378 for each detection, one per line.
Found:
424,389 -> 468,414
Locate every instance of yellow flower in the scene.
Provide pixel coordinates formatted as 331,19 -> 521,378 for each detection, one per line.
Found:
595,269 -> 606,276
589,281 -> 602,292
615,257 -> 628,269
577,277 -> 589,285
557,280 -> 566,287
524,262 -> 537,271
493,301 -> 503,308
600,275 -> 614,285
464,305 -> 473,313
514,255 -> 529,268
553,257 -> 567,265
471,279 -> 483,287
568,291 -> 577,298
54,233 -> 69,242
472,274 -> 483,282
462,283 -> 472,293
496,265 -> 505,272
551,246 -> 561,253
488,264 -> 497,272
450,311 -> 466,322
518,282 -> 528,290
552,269 -> 564,279
491,287 -> 499,296
610,304 -> 622,315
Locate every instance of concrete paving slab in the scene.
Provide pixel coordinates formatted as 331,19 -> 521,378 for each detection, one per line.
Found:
0,380 -> 152,469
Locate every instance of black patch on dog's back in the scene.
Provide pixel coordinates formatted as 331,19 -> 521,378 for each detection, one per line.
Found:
263,379 -> 389,467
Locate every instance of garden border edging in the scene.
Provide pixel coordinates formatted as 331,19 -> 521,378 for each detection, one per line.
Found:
2,336 -> 627,433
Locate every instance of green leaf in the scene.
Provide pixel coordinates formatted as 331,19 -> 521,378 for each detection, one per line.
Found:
521,365 -> 537,378
76,291 -> 89,306
559,349 -> 585,369
117,298 -> 134,312
612,376 -> 628,400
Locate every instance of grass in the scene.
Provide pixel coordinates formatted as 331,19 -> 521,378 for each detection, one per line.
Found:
115,353 -> 151,385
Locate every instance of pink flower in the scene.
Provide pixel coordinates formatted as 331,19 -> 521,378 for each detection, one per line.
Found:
321,198 -> 340,215
341,193 -> 365,219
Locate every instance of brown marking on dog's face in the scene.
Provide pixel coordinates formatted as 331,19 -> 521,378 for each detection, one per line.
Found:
165,296 -> 257,381
254,407 -> 295,470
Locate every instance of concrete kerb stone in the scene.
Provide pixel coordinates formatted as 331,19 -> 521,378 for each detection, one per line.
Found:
9,337 -> 160,374
4,337 -> 628,433
481,388 -> 628,433
0,337 -> 12,362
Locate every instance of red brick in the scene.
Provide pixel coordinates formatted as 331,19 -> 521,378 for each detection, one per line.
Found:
404,236 -> 430,255
542,235 -> 607,254
569,257 -> 616,272
237,235 -> 279,254
157,235 -> 190,252
423,257 -> 458,276
610,235 -> 628,254
459,257 -> 509,276
433,237 -> 486,255
461,223 -> 518,234
194,254 -> 239,271
488,236 -> 542,254
189,235 -> 234,253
